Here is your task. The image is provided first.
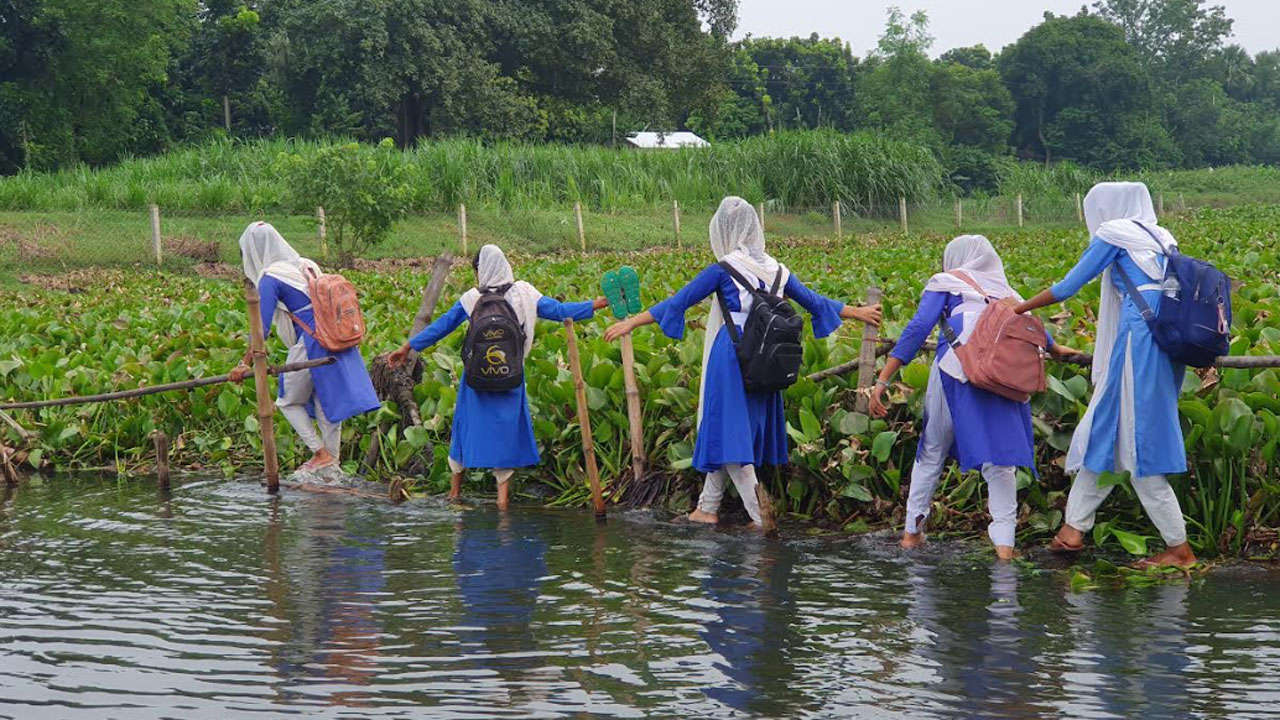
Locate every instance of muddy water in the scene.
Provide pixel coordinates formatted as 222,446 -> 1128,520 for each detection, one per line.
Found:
1,476 -> 1279,719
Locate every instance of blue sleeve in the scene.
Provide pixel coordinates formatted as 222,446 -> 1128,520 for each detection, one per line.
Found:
1051,239 -> 1121,301
536,296 -> 595,322
409,301 -> 468,352
647,264 -> 727,341
258,275 -> 281,339
891,291 -> 949,365
784,274 -> 845,339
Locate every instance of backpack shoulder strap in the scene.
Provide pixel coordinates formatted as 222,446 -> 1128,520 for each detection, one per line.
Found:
946,271 -> 993,301
714,263 -> 745,345
717,261 -> 762,295
1111,259 -> 1157,323
1131,220 -> 1172,255
769,268 -> 785,296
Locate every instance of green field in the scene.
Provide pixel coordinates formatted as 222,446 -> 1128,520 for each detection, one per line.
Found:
3,203 -> 1279,559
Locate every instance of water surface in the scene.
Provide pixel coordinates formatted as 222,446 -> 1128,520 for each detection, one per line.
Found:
1,476 -> 1279,719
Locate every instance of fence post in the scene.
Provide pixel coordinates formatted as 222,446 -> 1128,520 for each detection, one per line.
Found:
672,200 -> 681,248
574,202 -> 586,252
316,206 -> 327,261
955,198 -> 963,228
1016,193 -> 1024,228
899,196 -> 908,234
1157,193 -> 1165,217
1075,193 -> 1084,223
855,286 -> 884,414
757,202 -> 765,231
458,203 -> 468,256
149,204 -> 162,266
1180,193 -> 1187,212
833,200 -> 842,238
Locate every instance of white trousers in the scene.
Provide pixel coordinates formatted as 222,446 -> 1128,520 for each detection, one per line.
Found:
278,342 -> 341,455
447,457 -> 514,485
905,371 -> 1019,547
1064,469 -> 1188,547
696,463 -> 763,525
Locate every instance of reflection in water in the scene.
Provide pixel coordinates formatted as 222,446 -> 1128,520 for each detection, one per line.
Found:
0,477 -> 1279,719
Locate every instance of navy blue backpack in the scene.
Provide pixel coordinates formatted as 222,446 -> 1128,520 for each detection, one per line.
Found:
1112,221 -> 1232,368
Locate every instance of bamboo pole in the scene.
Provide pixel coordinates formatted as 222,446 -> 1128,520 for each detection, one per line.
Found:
1016,193 -> 1024,228
317,206 -> 327,261
955,198 -> 963,228
672,200 -> 681,248
854,287 -> 883,413
574,202 -> 586,252
0,358 -> 333,411
153,431 -> 170,489
899,196 -> 908,234
833,200 -> 842,238
564,318 -> 606,518
244,279 -> 280,493
1075,193 -> 1084,223
149,204 -> 162,266
619,334 -> 645,484
458,203 -> 468,256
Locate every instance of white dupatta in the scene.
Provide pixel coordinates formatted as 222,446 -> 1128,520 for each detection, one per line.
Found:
238,222 -> 321,346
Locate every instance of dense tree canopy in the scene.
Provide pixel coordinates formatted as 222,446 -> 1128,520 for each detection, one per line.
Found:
4,0 -> 1279,182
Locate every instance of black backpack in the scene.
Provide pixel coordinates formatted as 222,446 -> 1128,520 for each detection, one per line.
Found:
462,285 -> 526,391
716,262 -> 806,393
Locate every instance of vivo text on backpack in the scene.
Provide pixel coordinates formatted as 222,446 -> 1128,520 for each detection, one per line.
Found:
715,261 -> 805,392
939,271 -> 1049,403
463,285 -> 526,391
1112,221 -> 1232,368
287,267 -> 366,352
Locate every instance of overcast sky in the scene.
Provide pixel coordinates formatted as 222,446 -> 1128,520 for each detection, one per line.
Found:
735,0 -> 1279,57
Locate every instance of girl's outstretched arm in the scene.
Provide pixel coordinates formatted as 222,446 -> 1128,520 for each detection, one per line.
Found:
604,311 -> 655,343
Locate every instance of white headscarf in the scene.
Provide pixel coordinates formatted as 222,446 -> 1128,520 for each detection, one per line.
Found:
238,222 -> 321,345
1067,182 -> 1178,474
699,197 -> 792,425
924,235 -> 1022,381
459,244 -> 543,356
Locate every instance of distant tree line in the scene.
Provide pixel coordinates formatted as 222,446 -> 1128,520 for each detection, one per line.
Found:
3,0 -> 1278,186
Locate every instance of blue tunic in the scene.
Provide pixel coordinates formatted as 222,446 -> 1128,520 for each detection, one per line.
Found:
410,296 -> 595,469
893,291 -> 1049,472
257,275 -> 380,423
1051,239 -> 1187,476
648,264 -> 845,473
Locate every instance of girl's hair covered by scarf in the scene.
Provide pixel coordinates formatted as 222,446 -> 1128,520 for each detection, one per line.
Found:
460,244 -> 542,356
1084,182 -> 1157,236
237,221 -> 320,346
923,234 -> 1021,301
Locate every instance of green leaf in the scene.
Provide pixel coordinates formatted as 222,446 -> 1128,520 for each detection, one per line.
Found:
799,407 -> 822,441
841,482 -> 872,501
1097,471 -> 1130,490
404,426 -> 431,449
871,431 -> 898,463
1070,570 -> 1095,593
586,386 -> 607,411
838,411 -> 870,436
1111,529 -> 1150,556
217,390 -> 239,416
901,362 -> 930,389
244,415 -> 259,433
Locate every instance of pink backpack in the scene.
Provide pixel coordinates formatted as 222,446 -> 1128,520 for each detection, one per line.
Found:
940,271 -> 1048,403
288,268 -> 366,352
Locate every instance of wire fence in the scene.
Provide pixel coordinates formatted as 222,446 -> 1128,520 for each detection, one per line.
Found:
0,190 -> 1263,282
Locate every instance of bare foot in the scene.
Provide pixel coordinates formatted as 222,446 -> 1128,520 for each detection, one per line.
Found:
1049,525 -> 1086,552
900,531 -> 925,549
1134,542 -> 1197,569
687,509 -> 719,525
995,545 -> 1018,561
448,472 -> 463,500
497,481 -> 510,512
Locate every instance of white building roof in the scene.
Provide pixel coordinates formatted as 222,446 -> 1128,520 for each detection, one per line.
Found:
624,131 -> 710,149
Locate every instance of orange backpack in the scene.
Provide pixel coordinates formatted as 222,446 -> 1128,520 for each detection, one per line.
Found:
288,268 -> 366,352
940,271 -> 1048,403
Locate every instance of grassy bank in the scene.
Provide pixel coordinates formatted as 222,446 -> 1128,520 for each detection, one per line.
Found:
2,204 -> 1279,559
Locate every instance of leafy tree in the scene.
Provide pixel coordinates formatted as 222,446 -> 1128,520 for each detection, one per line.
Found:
279,139 -> 412,265
931,61 -> 1013,153
1093,0 -> 1232,85
938,45 -> 994,71
857,7 -> 938,145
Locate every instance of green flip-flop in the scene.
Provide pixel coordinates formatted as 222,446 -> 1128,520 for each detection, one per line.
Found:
601,270 -> 628,320
618,266 -> 642,315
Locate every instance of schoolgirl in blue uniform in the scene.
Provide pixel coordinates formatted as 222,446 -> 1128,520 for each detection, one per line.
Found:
388,245 -> 606,510
231,222 -> 380,473
604,197 -> 881,531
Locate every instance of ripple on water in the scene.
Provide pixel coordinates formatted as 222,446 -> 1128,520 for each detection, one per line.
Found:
1,475 -> 1280,719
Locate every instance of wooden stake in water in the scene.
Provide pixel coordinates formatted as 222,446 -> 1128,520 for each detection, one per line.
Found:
672,200 -> 681,248
620,334 -> 645,484
855,287 -> 883,414
1016,193 -> 1024,228
149,204 -> 162,266
955,198 -> 963,228
575,202 -> 586,252
899,196 -> 908,234
153,431 -> 170,490
316,206 -> 327,261
244,279 -> 280,493
458,204 -> 468,256
564,318 -> 606,518
833,200 -> 842,238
